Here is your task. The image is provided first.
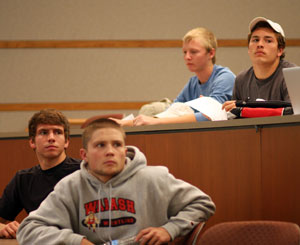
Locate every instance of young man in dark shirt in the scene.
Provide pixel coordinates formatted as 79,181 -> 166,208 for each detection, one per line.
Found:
0,108 -> 81,239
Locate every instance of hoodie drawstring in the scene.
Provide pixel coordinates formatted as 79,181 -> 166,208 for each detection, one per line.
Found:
108,184 -> 112,242
96,186 -> 106,244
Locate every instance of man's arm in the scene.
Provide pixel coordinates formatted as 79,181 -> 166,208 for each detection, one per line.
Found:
17,177 -> 85,245
207,69 -> 236,104
111,114 -> 197,127
161,171 -> 216,240
0,217 -> 19,239
133,114 -> 196,126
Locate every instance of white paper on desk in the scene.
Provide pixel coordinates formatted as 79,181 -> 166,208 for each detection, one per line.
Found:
185,97 -> 228,121
122,114 -> 134,120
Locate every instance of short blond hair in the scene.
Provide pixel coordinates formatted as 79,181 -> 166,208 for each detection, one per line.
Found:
82,118 -> 126,149
183,27 -> 217,64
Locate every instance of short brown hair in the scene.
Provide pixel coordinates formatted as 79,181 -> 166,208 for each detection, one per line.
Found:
183,27 -> 218,64
28,109 -> 70,141
248,21 -> 286,59
82,118 -> 126,149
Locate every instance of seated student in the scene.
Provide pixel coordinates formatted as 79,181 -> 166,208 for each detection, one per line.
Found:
117,27 -> 235,126
222,17 -> 297,117
17,118 -> 216,245
0,109 -> 81,239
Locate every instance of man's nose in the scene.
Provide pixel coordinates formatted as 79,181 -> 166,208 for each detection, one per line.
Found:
257,40 -> 264,48
184,52 -> 191,60
48,131 -> 55,141
106,144 -> 114,155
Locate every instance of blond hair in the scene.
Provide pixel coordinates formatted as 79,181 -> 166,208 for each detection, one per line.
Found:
82,118 -> 126,149
183,27 -> 217,64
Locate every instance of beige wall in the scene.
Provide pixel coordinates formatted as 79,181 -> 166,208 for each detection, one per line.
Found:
1,0 -> 300,132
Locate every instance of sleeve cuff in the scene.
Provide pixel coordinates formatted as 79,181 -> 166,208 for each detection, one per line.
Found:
195,112 -> 210,121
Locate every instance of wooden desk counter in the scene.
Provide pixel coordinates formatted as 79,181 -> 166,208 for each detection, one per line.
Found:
0,239 -> 18,245
1,115 -> 300,228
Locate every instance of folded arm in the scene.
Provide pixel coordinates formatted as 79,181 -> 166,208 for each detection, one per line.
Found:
133,114 -> 197,126
0,218 -> 19,239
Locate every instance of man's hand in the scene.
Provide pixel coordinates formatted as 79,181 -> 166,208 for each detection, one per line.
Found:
80,237 -> 94,245
136,227 -> 171,245
0,221 -> 19,239
109,118 -> 134,127
222,100 -> 236,112
133,115 -> 159,126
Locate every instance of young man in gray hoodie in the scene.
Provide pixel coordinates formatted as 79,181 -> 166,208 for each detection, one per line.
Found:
17,119 -> 215,245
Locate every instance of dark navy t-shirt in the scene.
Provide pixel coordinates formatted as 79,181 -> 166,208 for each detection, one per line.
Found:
0,156 -> 80,221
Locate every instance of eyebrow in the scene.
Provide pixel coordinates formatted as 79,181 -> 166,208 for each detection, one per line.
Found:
38,129 -> 48,132
37,127 -> 63,132
251,35 -> 275,39
93,139 -> 123,145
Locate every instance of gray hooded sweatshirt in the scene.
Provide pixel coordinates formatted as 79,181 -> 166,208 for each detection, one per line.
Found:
17,146 -> 215,245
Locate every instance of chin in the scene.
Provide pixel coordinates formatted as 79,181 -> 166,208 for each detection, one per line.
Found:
187,67 -> 195,72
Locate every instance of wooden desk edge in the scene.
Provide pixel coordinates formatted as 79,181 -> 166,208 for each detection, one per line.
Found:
1,114 -> 300,139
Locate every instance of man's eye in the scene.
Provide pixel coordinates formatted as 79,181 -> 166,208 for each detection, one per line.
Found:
114,142 -> 122,147
96,143 -> 105,148
252,39 -> 259,43
39,130 -> 48,135
54,130 -> 63,135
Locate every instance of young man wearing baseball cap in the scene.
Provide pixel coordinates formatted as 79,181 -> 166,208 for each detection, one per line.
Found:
222,17 -> 297,117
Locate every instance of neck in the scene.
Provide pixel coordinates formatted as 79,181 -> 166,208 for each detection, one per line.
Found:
87,167 -> 110,183
195,64 -> 214,84
38,152 -> 67,170
253,59 -> 280,79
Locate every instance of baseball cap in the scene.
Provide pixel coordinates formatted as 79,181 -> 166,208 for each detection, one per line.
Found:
249,17 -> 285,37
155,102 -> 194,118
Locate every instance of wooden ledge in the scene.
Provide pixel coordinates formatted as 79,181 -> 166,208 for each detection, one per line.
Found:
0,102 -> 150,111
0,39 -> 299,48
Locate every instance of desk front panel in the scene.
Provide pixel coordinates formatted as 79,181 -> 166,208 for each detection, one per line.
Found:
261,125 -> 300,224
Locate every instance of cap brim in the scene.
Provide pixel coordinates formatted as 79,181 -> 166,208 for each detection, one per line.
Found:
249,16 -> 285,37
249,17 -> 268,32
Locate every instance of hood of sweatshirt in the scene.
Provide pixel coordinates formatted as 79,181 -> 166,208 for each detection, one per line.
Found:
80,145 -> 147,190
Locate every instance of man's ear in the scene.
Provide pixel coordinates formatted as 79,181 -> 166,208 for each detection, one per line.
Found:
124,146 -> 128,164
209,48 -> 216,60
64,138 -> 70,150
29,138 -> 36,150
80,148 -> 88,161
277,47 -> 284,58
